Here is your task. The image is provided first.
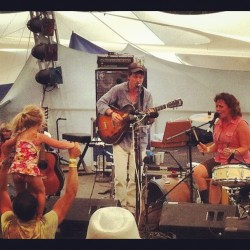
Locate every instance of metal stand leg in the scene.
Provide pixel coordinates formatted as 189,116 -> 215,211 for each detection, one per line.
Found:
56,117 -> 68,165
110,163 -> 115,199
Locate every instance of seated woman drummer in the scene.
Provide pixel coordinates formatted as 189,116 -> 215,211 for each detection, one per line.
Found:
192,92 -> 250,204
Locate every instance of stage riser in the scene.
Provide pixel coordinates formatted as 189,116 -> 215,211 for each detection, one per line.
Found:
159,202 -> 238,239
46,197 -> 121,238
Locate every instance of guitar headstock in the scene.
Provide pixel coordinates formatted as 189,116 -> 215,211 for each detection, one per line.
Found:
167,99 -> 183,109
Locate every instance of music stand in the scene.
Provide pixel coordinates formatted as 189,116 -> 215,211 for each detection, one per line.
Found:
162,120 -> 191,147
160,120 -> 191,171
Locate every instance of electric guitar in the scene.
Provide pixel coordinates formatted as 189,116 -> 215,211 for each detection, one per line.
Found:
96,99 -> 183,144
39,150 -> 65,196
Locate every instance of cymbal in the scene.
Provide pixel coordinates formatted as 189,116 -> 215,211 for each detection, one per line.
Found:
189,113 -> 215,123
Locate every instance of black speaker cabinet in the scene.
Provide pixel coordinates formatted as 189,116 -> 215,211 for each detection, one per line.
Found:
46,197 -> 121,238
95,68 -> 147,102
159,202 -> 238,239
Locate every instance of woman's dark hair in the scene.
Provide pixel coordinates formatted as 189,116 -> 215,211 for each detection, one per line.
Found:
214,92 -> 242,118
13,191 -> 38,221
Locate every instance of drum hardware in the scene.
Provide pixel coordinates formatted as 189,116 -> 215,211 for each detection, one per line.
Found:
222,186 -> 250,219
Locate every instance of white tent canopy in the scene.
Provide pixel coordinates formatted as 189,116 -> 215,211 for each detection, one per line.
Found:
1,11 -> 250,85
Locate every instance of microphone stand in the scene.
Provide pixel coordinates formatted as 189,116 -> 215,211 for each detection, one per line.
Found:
134,85 -> 143,224
56,117 -> 68,164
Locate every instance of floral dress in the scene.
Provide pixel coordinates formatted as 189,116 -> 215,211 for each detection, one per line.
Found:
8,140 -> 41,176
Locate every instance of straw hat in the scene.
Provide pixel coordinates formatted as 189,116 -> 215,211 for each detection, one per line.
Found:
86,206 -> 141,239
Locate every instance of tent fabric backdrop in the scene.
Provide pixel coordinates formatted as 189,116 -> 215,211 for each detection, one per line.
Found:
1,42 -> 250,166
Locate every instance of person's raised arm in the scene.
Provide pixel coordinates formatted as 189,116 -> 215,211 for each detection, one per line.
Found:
52,142 -> 81,224
0,139 -> 16,214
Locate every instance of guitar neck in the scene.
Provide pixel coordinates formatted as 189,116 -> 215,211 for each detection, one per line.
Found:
154,104 -> 166,112
154,99 -> 183,112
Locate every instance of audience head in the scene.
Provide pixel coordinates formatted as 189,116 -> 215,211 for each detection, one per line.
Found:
86,206 -> 141,239
12,191 -> 38,221
0,122 -> 12,142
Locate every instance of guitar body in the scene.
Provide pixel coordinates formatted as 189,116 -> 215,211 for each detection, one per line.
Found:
97,105 -> 134,144
40,151 -> 65,196
97,99 -> 183,144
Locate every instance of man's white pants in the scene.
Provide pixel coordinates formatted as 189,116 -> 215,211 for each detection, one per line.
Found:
113,144 -> 145,213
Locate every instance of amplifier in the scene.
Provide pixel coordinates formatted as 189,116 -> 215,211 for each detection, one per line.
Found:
97,55 -> 134,68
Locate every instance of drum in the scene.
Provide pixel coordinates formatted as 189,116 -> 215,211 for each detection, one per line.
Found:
212,164 -> 250,187
146,177 -> 195,205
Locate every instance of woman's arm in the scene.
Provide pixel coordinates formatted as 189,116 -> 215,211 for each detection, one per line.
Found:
235,120 -> 250,155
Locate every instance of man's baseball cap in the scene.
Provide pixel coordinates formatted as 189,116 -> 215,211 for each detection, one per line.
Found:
128,62 -> 145,74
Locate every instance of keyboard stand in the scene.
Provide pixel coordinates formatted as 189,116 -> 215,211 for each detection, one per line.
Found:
62,133 -> 94,175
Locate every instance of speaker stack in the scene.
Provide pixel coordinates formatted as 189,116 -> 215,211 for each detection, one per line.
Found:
95,54 -> 147,103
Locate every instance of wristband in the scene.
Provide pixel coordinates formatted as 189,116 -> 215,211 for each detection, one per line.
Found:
69,159 -> 77,163
69,164 -> 77,168
69,158 -> 77,168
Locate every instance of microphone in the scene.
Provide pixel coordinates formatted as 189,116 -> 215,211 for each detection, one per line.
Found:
228,153 -> 235,163
207,112 -> 219,132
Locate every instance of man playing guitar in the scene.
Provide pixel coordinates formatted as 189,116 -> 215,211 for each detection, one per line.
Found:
96,62 -> 158,216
